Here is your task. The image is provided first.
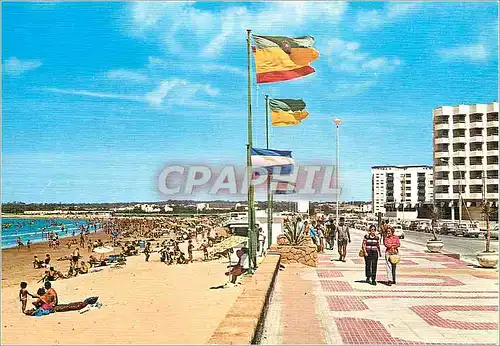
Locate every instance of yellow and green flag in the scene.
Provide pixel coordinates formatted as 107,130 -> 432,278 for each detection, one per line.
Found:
252,35 -> 319,84
269,99 -> 309,126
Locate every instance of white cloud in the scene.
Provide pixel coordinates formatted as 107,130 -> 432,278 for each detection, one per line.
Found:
42,88 -> 144,102
4,57 -> 42,75
44,79 -> 219,107
105,69 -> 149,82
437,43 -> 489,62
355,3 -> 421,31
145,79 -> 187,106
324,38 -> 402,74
127,2 -> 347,58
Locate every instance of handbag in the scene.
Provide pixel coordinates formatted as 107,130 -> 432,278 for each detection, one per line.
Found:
389,254 -> 401,264
358,248 -> 365,257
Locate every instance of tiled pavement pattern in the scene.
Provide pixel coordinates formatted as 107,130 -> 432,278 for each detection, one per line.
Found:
261,229 -> 499,345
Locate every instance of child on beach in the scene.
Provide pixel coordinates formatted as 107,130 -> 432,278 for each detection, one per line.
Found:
188,240 -> 194,263
201,241 -> 209,261
19,282 -> 36,313
26,240 -> 31,250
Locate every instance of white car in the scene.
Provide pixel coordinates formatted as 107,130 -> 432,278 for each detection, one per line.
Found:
455,223 -> 481,237
392,224 -> 405,239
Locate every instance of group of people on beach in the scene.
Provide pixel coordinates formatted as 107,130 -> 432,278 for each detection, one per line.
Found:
19,280 -> 58,315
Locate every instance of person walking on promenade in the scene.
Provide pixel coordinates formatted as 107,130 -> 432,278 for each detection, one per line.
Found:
362,224 -> 381,285
384,226 -> 400,286
336,217 -> 351,262
326,217 -> 336,250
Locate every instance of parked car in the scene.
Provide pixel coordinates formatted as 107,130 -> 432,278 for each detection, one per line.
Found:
454,223 -> 481,237
392,224 -> 405,239
418,222 -> 430,233
409,221 -> 418,231
482,224 -> 499,240
440,222 -> 458,235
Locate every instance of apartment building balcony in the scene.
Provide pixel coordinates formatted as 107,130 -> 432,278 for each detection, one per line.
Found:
487,193 -> 499,199
452,122 -> 467,129
434,179 -> 449,186
469,164 -> 484,171
435,123 -> 450,131
452,136 -> 467,143
469,150 -> 484,157
434,107 -> 453,116
451,150 -> 467,157
486,135 -> 499,142
470,104 -> 488,114
468,178 -> 483,185
487,164 -> 499,171
435,192 -> 455,200
487,103 -> 499,112
487,120 -> 499,128
468,193 -> 484,199
435,151 -> 449,158
469,135 -> 484,142
469,121 -> 484,129
487,178 -> 499,185
487,150 -> 498,156
434,165 -> 450,172
435,137 -> 449,144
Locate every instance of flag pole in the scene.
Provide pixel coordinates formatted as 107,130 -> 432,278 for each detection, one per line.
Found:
265,95 -> 273,249
246,29 -> 256,271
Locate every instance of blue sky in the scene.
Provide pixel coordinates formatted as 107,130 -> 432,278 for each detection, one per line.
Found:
2,2 -> 498,203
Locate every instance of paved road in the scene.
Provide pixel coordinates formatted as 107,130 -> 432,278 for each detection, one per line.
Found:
401,229 -> 498,262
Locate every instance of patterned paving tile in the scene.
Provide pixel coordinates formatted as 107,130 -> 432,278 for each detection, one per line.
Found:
375,274 -> 466,287
410,305 -> 499,330
326,296 -> 369,311
316,270 -> 343,278
334,317 -> 495,345
320,280 -> 354,292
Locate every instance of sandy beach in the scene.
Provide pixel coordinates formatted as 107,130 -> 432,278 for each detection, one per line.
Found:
1,231 -> 243,344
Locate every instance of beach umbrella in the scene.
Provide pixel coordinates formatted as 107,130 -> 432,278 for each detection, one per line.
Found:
93,246 -> 114,254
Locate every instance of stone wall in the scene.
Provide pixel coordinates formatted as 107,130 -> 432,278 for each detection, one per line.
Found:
208,254 -> 281,345
271,244 -> 318,267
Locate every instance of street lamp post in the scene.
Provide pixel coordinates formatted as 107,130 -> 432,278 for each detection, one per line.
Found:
334,119 -> 342,228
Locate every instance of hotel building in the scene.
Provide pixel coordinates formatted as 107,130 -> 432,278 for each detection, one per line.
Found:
433,101 -> 499,221
372,165 -> 434,218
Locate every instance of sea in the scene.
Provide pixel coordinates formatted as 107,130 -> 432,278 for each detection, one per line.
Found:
1,217 -> 95,249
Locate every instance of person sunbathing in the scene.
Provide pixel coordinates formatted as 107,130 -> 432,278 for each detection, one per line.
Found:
33,256 -> 44,269
78,261 -> 89,274
39,267 -> 67,282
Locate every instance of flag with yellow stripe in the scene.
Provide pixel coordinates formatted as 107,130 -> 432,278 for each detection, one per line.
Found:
252,35 -> 319,84
269,99 -> 309,126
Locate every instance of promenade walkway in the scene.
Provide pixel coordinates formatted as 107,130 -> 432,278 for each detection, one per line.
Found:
261,229 -> 499,345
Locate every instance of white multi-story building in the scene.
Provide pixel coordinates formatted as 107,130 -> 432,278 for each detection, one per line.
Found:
433,101 -> 499,221
372,165 -> 434,218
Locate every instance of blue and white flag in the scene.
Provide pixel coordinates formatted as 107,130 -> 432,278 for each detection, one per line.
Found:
251,148 -> 294,175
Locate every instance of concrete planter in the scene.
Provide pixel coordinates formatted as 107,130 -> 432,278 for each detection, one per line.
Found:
476,251 -> 499,268
270,244 -> 317,267
426,240 -> 444,253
